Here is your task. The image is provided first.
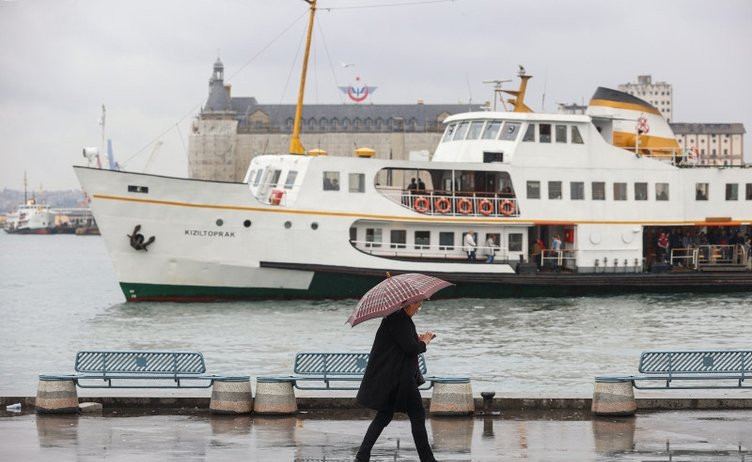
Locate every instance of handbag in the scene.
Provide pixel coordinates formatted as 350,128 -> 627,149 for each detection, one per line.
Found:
415,369 -> 426,386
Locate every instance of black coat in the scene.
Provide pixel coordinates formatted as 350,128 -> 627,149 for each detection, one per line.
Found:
356,309 -> 427,412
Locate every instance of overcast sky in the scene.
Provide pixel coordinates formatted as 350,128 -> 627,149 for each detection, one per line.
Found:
1,0 -> 750,191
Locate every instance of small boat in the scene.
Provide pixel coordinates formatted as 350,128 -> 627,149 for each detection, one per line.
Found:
4,198 -> 56,235
74,1 -> 751,301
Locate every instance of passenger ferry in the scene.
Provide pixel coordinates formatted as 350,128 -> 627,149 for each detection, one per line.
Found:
74,2 -> 751,301
4,198 -> 56,235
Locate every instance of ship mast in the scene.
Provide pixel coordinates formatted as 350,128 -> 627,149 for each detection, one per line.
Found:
289,0 -> 317,155
502,66 -> 534,113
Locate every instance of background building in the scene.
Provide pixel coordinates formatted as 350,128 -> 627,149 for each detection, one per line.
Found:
557,102 -> 587,115
672,123 -> 746,166
618,75 -> 746,165
188,59 -> 481,182
618,75 -> 673,122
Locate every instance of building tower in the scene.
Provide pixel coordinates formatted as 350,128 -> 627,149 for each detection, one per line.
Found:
618,75 -> 673,122
188,58 -> 240,181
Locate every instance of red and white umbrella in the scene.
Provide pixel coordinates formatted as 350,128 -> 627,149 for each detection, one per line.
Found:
346,273 -> 453,327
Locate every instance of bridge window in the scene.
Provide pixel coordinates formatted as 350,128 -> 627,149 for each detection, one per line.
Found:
695,183 -> 709,201
365,228 -> 382,247
414,231 -> 430,249
253,169 -> 263,186
349,173 -> 365,193
500,122 -> 521,141
592,182 -> 605,200
481,121 -> 502,139
570,182 -> 584,200
634,182 -> 648,200
323,171 -> 340,191
725,183 -> 738,201
527,181 -> 540,199
613,183 -> 627,201
548,181 -> 562,199
453,122 -> 470,141
555,125 -> 567,143
466,121 -> 484,140
656,183 -> 669,201
746,183 -> 752,200
442,123 -> 456,142
439,232 -> 455,250
539,124 -> 551,143
522,124 -> 535,142
270,169 -> 282,187
284,171 -> 298,189
390,230 -> 406,249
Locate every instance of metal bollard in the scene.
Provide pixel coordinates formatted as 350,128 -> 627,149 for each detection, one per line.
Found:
480,391 -> 495,414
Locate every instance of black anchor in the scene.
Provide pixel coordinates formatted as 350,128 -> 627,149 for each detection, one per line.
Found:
128,224 -> 156,251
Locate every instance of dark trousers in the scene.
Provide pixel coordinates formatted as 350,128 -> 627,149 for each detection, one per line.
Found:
356,388 -> 435,462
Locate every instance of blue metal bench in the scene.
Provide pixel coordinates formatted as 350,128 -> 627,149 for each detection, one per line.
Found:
40,350 -> 249,388
258,352 -> 469,390
597,350 -> 751,389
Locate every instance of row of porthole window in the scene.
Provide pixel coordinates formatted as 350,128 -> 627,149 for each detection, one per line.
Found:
214,218 -> 319,230
526,181 -> 752,201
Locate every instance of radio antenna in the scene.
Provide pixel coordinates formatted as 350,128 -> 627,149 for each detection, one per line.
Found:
482,79 -> 512,111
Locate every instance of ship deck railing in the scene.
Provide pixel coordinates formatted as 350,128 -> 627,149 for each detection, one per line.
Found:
625,147 -> 694,166
540,249 -> 577,270
697,244 -> 748,266
378,187 -> 520,217
670,245 -> 747,270
624,146 -> 748,168
351,239 -> 511,262
669,248 -> 699,269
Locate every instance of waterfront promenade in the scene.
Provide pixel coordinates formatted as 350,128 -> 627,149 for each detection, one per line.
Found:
2,407 -> 750,461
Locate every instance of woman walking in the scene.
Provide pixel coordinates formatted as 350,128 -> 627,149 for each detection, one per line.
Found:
355,300 -> 437,462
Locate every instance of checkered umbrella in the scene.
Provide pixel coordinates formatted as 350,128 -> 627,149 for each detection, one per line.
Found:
346,273 -> 453,327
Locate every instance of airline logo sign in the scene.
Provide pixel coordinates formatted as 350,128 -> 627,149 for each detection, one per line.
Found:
339,76 -> 377,103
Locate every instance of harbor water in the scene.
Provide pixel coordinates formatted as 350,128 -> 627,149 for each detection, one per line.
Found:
1,233 -> 750,397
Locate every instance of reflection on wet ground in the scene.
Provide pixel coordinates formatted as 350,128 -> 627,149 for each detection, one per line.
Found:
1,410 -> 750,461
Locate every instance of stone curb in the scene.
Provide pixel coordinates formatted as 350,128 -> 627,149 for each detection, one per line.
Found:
4,396 -> 752,414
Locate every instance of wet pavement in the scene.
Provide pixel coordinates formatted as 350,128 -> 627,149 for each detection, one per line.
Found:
1,409 -> 750,461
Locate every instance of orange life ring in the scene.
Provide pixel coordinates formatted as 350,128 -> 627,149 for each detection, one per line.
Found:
499,199 -> 515,216
478,199 -> 494,216
457,198 -> 473,215
413,196 -> 430,213
434,197 -> 451,214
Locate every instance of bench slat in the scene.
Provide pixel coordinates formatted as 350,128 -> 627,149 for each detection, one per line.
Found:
269,352 -> 459,390
639,350 -> 752,375
293,352 -> 428,376
75,351 -> 207,374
